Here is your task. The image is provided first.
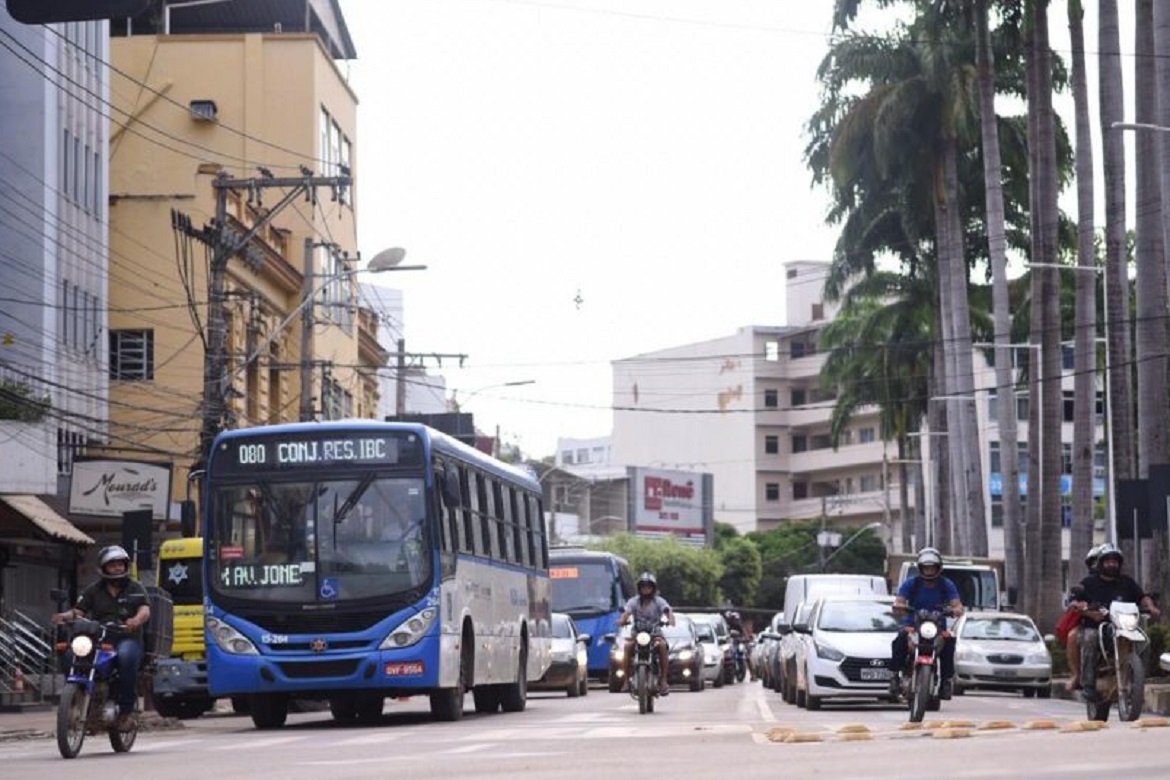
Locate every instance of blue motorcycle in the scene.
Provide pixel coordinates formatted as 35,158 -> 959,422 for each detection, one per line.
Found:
56,617 -> 139,758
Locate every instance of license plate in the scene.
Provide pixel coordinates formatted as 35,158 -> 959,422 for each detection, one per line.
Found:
992,668 -> 1018,678
860,667 -> 892,681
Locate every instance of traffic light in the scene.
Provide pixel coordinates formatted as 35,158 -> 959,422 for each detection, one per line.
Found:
6,0 -> 150,24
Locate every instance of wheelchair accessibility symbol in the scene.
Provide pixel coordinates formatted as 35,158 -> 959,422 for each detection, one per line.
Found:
320,577 -> 339,600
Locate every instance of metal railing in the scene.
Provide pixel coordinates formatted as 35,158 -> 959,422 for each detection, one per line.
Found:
0,609 -> 57,704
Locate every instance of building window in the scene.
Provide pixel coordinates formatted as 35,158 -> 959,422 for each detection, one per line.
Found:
764,341 -> 779,361
764,388 -> 778,408
765,435 -> 779,455
792,481 -> 809,500
859,427 -> 875,443
791,388 -> 806,407
860,474 -> 878,492
560,449 -> 573,465
109,329 -> 154,380
792,435 -> 807,453
765,483 -> 780,502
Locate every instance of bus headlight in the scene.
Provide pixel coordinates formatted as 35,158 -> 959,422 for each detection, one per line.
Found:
70,636 -> 94,657
206,617 -> 259,656
380,608 -> 437,650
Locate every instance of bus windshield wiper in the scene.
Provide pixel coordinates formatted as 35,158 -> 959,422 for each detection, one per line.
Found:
331,474 -> 375,542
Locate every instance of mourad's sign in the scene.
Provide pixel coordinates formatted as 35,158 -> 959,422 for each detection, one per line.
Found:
69,459 -> 173,520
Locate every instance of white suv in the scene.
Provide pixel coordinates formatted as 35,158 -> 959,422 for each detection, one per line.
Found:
793,596 -> 900,710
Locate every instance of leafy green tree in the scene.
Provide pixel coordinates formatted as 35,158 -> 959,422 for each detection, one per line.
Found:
712,522 -> 739,551
591,534 -> 722,607
718,537 -> 762,608
0,379 -> 51,422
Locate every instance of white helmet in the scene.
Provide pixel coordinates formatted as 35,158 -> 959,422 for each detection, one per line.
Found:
98,545 -> 131,579
916,547 -> 943,580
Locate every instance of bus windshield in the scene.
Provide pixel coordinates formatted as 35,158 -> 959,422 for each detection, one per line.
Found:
549,561 -> 621,615
208,475 -> 432,604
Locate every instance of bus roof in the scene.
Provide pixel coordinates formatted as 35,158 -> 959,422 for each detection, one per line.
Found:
549,548 -> 628,564
211,419 -> 540,491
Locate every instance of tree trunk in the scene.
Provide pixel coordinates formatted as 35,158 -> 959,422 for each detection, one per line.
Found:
928,340 -> 952,554
1134,0 -> 1170,594
1032,1 -> 1065,629
1069,0 -> 1097,572
899,438 -> 913,553
977,0 -> 1023,590
1098,0 -> 1136,544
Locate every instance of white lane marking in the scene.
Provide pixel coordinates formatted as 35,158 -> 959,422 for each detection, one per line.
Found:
336,731 -> 409,746
445,743 -> 495,754
206,735 -> 304,751
754,687 -> 778,722
135,737 -> 209,752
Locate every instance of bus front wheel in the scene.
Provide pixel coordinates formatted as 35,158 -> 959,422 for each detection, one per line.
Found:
250,694 -> 288,730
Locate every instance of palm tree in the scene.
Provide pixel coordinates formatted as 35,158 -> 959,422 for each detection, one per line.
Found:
1067,0 -> 1097,583
1133,0 -> 1170,595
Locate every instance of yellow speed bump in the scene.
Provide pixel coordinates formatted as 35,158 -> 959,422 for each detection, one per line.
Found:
836,723 -> 872,735
1023,719 -> 1060,730
783,732 -> 826,744
940,720 -> 977,729
1060,721 -> 1108,733
898,722 -> 925,731
839,732 -> 875,742
932,728 -> 973,739
977,721 -> 1017,731
1132,717 -> 1170,729
765,727 -> 796,742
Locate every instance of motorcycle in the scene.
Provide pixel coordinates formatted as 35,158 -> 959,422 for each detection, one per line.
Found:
900,607 -> 952,723
628,617 -> 665,714
1081,601 -> 1149,722
55,616 -> 140,758
729,630 -> 748,683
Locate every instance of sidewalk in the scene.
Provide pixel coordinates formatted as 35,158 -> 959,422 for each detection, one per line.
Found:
0,702 -> 186,743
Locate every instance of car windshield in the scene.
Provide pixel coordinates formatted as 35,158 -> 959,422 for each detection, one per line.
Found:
208,476 -> 432,604
663,623 -> 693,641
960,618 -> 1040,642
817,601 -> 899,632
694,622 -> 715,642
551,614 -> 574,639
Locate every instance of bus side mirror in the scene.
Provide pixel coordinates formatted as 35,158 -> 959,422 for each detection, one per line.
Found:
440,471 -> 462,508
180,500 -> 197,538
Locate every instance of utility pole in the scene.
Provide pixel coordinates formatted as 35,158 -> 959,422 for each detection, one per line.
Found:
396,338 -> 407,416
185,170 -> 350,465
299,236 -> 315,421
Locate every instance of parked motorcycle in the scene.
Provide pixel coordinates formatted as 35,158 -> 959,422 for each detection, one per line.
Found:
628,617 -> 664,714
1081,601 -> 1149,722
55,616 -> 139,758
901,607 -> 952,723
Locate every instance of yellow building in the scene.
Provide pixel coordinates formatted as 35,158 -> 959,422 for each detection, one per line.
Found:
102,10 -> 382,511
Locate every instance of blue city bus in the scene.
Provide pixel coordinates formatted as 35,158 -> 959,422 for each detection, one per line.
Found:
547,548 -> 634,682
199,420 -> 551,728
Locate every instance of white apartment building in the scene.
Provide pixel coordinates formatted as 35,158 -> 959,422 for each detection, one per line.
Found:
610,261 -> 1103,556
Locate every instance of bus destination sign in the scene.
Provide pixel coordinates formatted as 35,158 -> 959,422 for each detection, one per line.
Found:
212,431 -> 419,474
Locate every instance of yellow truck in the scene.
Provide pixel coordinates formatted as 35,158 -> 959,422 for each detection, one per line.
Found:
152,537 -> 217,719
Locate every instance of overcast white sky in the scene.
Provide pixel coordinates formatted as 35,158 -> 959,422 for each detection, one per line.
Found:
339,0 -> 1137,459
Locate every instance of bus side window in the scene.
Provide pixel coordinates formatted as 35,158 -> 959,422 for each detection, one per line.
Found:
474,472 -> 497,559
524,494 -> 540,568
535,496 -> 549,568
493,481 -> 512,563
458,465 -> 475,554
507,487 -> 525,567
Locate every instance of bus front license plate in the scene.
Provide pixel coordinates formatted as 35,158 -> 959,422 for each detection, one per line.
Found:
385,661 -> 425,676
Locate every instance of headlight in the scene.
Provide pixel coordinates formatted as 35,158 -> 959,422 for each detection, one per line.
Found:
379,608 -> 437,650
1118,613 -> 1140,631
955,648 -> 980,663
206,617 -> 259,656
1025,652 -> 1051,665
635,631 -> 652,647
70,635 -> 94,657
611,646 -> 625,661
919,621 -> 939,640
676,650 -> 693,662
814,640 -> 844,661
552,650 -> 574,662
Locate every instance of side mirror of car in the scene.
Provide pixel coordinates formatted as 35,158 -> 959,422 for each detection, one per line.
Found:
1159,652 -> 1170,674
602,633 -> 616,644
777,624 -> 792,636
792,623 -> 810,635
1042,633 -> 1056,645
578,633 -> 592,645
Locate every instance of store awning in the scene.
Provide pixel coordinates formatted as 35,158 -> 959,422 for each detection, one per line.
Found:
0,494 -> 94,546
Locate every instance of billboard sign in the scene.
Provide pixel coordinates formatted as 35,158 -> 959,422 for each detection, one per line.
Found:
69,459 -> 173,520
629,467 -> 707,538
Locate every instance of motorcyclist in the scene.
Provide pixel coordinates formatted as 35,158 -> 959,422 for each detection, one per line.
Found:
618,572 -> 674,696
889,547 -> 964,700
1069,543 -> 1160,702
52,545 -> 151,729
1064,545 -> 1101,691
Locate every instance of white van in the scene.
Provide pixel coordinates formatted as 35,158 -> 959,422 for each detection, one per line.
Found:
782,574 -> 889,627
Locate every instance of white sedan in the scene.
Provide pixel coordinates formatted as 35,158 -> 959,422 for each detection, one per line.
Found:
795,596 -> 900,710
952,611 -> 1052,697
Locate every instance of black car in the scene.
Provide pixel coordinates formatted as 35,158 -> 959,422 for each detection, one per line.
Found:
532,613 -> 590,697
606,615 -> 705,693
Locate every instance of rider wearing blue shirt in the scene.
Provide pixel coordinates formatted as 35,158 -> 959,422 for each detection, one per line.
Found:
889,547 -> 964,700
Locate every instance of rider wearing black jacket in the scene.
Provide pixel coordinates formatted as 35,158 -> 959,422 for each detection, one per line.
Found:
1069,543 -> 1160,701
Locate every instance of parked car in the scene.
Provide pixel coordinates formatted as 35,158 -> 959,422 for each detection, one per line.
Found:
952,611 -> 1052,697
779,602 -> 814,705
793,596 -> 900,710
755,613 -> 788,693
681,613 -> 726,688
531,612 -> 590,697
605,614 -> 705,693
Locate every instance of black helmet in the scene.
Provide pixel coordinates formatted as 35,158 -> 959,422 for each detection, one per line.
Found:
98,545 -> 131,580
1096,543 -> 1123,566
916,547 -> 943,579
636,571 -> 657,591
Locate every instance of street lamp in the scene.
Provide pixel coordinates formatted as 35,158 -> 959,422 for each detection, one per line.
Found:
453,380 -> 537,410
821,521 -> 882,571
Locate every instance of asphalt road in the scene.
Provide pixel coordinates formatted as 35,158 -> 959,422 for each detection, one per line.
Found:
3,679 -> 1169,778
